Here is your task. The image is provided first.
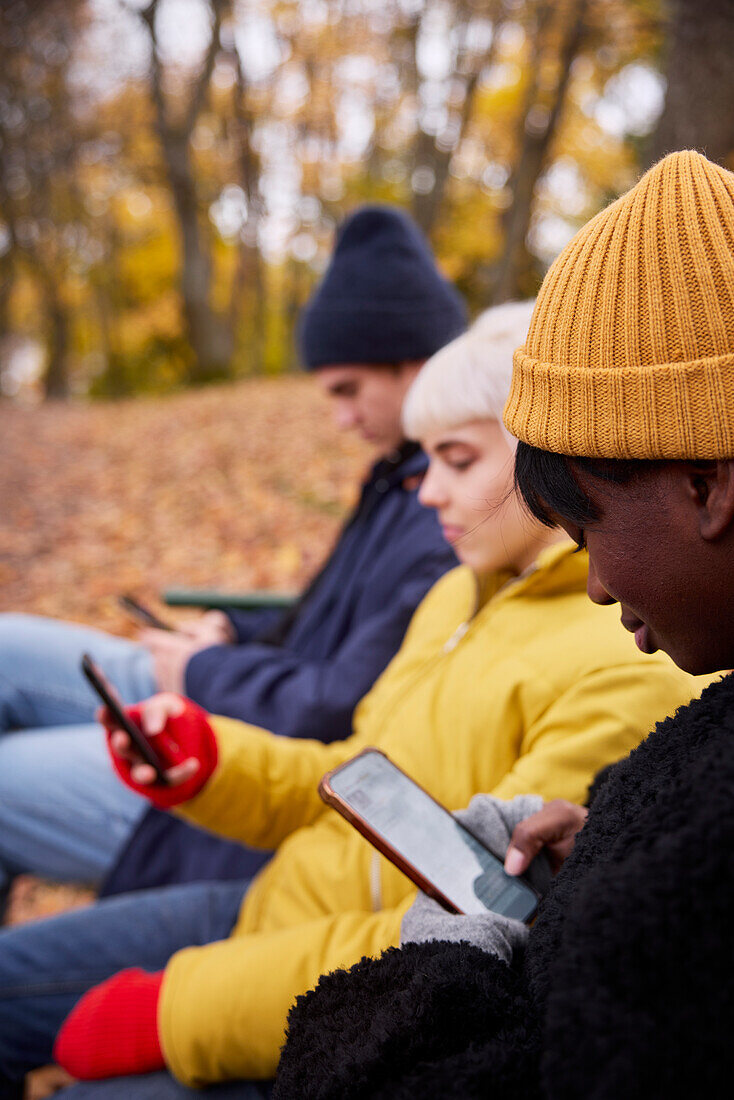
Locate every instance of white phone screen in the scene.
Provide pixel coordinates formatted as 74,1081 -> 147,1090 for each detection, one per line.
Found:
329,751 -> 537,920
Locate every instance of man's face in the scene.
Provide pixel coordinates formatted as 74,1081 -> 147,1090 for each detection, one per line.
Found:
315,363 -> 422,453
558,463 -> 734,676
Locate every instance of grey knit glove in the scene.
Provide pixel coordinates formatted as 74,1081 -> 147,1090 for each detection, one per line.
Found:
400,793 -> 551,961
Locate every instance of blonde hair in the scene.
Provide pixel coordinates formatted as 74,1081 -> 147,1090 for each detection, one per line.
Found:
402,300 -> 536,447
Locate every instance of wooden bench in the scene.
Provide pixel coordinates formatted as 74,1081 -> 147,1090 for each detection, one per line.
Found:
162,589 -> 297,612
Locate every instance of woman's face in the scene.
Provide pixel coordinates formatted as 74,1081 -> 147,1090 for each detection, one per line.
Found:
419,419 -> 543,575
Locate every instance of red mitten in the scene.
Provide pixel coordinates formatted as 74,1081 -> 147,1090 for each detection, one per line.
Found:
104,696 -> 218,808
53,968 -> 165,1079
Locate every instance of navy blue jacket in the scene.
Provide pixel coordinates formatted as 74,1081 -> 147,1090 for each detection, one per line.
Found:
102,445 -> 456,895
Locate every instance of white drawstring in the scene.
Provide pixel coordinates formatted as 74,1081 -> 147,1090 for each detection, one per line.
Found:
369,851 -> 382,911
443,620 -> 469,653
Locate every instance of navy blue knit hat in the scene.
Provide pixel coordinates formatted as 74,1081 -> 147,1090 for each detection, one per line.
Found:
298,205 -> 468,369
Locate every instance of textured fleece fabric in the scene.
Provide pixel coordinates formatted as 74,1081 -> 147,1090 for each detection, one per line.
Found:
151,544 -> 705,1085
274,671 -> 734,1099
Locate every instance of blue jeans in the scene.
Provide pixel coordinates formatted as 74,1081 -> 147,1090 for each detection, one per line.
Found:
58,1076 -> 272,1098
0,615 -> 156,890
59,1076 -> 271,1098
0,880 -> 271,1097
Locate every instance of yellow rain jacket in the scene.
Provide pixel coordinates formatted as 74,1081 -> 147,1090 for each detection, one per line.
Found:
157,544 -> 706,1084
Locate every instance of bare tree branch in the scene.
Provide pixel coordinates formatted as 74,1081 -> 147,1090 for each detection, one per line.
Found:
132,0 -> 233,382
490,0 -> 588,302
184,0 -> 226,133
411,0 -> 505,234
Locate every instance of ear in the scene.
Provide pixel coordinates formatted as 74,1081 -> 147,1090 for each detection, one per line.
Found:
397,359 -> 424,381
686,460 -> 734,541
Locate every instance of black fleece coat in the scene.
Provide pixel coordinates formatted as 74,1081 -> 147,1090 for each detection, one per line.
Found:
273,672 -> 734,1099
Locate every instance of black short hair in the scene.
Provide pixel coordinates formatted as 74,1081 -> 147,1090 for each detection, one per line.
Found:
514,441 -> 666,528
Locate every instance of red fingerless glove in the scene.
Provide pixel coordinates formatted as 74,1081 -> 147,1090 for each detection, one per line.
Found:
105,697 -> 218,809
53,968 -> 165,1079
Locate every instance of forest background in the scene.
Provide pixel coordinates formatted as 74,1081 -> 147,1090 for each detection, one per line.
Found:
2,0 -> 733,401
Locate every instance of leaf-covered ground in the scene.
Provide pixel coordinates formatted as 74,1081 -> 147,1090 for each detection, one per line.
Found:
0,377 -> 369,922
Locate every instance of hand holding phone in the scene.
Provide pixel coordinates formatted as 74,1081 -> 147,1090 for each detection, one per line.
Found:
320,749 -> 539,921
503,798 -> 587,877
118,595 -> 173,632
81,654 -> 171,784
83,656 -> 218,812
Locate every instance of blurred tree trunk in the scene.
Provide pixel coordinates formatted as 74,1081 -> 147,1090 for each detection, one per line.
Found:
411,2 -> 505,236
0,184 -> 16,397
0,125 -> 73,400
227,35 -> 266,372
0,261 -> 11,342
647,0 -> 734,168
491,0 -> 588,302
0,0 -> 85,399
93,221 -> 127,396
139,0 -> 233,384
0,195 -> 15,343
19,244 -> 73,398
42,275 -> 71,399
30,166 -> 75,398
283,260 -> 310,371
0,158 -> 13,336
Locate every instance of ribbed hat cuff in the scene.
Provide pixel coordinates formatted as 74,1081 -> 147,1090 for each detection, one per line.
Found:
504,348 -> 734,459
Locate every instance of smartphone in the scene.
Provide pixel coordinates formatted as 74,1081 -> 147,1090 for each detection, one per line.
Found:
118,594 -> 173,632
319,749 -> 539,921
81,653 -> 169,784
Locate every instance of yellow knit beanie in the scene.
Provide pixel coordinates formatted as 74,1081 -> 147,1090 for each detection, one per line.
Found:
504,150 -> 734,459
